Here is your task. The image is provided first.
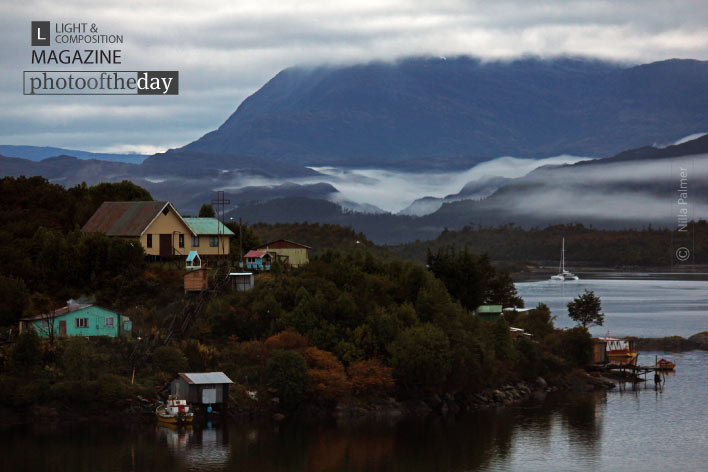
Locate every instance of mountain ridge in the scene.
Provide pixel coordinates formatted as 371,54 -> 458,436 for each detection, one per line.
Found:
184,56 -> 708,168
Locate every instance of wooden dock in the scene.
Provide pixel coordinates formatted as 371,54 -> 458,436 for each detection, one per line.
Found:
600,356 -> 674,385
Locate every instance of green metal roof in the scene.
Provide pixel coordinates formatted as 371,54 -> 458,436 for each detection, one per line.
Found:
184,218 -> 235,236
475,305 -> 503,313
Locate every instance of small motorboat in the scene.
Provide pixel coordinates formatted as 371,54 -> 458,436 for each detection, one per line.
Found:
656,358 -> 676,370
156,395 -> 194,425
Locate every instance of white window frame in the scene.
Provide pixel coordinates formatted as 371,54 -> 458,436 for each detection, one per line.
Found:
105,316 -> 114,327
75,317 -> 89,328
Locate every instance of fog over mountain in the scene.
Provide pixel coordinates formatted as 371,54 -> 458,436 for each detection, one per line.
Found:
3,56 -> 708,242
225,135 -> 708,243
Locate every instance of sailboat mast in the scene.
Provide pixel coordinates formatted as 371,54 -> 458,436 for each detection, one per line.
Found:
561,238 -> 565,272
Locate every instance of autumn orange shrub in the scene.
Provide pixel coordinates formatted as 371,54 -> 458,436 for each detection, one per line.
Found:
303,346 -> 351,402
264,329 -> 308,352
347,359 -> 394,397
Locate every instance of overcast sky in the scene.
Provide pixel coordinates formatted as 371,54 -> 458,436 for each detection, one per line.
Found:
1,0 -> 707,154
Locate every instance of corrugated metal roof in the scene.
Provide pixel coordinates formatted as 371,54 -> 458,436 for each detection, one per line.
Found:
258,239 -> 311,249
20,303 -> 93,321
184,218 -> 235,236
179,372 -> 233,384
81,201 -> 167,236
244,250 -> 267,258
81,201 -> 195,237
476,305 -> 503,313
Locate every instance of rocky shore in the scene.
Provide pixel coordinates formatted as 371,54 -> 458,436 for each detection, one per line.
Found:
2,371 -> 617,428
332,371 -> 615,420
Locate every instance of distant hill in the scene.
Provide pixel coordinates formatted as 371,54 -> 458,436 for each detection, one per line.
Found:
225,135 -> 708,243
0,150 -> 328,215
250,222 -> 378,257
0,145 -> 147,164
185,57 -> 708,168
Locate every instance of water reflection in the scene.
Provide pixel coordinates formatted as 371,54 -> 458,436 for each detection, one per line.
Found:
216,395 -> 604,472
157,424 -> 230,470
2,351 -> 706,472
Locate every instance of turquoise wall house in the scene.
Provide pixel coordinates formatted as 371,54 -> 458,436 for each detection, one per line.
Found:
244,250 -> 272,271
19,305 -> 131,338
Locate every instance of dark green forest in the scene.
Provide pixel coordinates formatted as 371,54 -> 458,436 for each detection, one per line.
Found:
391,222 -> 708,267
0,176 -> 596,414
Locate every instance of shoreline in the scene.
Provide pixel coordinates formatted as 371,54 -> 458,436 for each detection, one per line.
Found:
0,370 -> 616,429
512,266 -> 708,282
630,332 -> 708,352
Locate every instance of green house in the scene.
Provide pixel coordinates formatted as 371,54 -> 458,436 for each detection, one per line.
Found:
19,304 -> 131,338
474,305 -> 504,322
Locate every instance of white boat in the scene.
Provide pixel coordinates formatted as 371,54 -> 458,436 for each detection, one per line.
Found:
550,238 -> 579,281
156,395 -> 194,425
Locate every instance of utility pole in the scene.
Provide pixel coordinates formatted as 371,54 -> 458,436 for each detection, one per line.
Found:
239,217 -> 243,269
211,191 -> 231,263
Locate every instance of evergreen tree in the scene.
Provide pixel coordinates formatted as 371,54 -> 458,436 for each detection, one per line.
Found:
199,203 -> 216,217
568,290 -> 604,328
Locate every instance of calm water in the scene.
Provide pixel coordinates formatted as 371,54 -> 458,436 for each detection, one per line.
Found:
515,277 -> 708,337
1,279 -> 707,471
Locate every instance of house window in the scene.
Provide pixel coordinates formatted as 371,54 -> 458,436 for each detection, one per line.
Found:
192,236 -> 200,247
41,320 -> 49,329
105,317 -> 114,327
75,318 -> 89,328
210,236 -> 218,247
179,234 -> 185,248
147,234 -> 153,248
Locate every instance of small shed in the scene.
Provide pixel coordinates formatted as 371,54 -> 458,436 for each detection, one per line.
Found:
229,272 -> 254,291
186,251 -> 201,270
474,305 -> 503,322
592,339 -> 608,364
244,250 -> 273,270
184,268 -> 209,292
169,372 -> 233,406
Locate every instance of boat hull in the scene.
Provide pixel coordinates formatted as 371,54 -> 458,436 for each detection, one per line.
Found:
656,359 -> 676,370
550,274 -> 579,281
607,351 -> 638,359
156,415 -> 193,425
156,405 -> 194,425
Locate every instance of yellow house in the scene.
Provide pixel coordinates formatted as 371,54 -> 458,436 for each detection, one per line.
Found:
255,239 -> 311,267
183,217 -> 234,256
81,201 -> 232,257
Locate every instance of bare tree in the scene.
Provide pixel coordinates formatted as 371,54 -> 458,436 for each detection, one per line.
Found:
38,308 -> 57,342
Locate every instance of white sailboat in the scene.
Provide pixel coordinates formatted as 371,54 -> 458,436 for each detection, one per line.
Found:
550,238 -> 579,281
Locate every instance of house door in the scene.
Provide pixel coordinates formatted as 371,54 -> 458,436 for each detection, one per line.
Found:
159,234 -> 173,256
58,320 -> 66,337
202,388 -> 216,404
